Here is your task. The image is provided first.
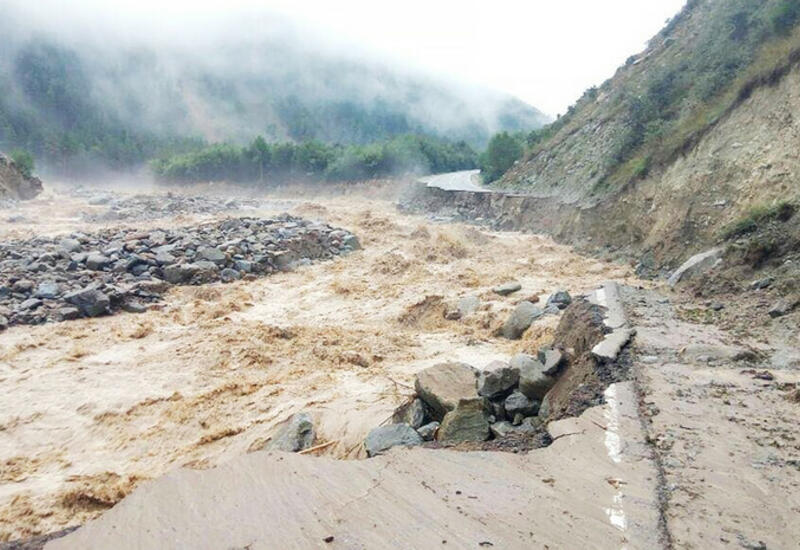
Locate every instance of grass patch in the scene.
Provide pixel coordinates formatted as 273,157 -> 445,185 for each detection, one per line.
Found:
721,200 -> 796,239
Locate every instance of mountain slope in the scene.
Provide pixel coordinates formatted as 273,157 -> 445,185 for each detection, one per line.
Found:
491,0 -> 800,270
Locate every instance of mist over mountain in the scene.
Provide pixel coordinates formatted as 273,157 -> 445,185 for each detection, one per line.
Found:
0,5 -> 549,175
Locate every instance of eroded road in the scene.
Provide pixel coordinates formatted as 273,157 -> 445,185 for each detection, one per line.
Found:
1,182 -> 798,549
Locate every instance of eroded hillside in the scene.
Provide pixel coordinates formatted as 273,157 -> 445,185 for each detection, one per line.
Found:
492,0 -> 800,272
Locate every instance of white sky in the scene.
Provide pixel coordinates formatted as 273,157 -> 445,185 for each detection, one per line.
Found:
11,0 -> 687,116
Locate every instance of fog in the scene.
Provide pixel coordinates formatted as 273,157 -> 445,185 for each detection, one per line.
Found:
0,1 -> 551,153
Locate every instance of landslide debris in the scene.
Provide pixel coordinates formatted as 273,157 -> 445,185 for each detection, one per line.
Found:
0,215 -> 358,328
364,291 -> 633,455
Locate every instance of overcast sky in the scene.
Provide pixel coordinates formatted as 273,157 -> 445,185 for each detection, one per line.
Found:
9,0 -> 687,116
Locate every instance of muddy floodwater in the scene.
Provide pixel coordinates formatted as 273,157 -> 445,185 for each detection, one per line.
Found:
0,185 -> 639,541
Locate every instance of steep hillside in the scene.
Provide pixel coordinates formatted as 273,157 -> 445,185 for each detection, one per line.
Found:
491,0 -> 800,271
0,7 -> 548,175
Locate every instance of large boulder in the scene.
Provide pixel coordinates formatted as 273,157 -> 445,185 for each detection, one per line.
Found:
513,354 -> 556,400
538,348 -> 565,376
265,413 -> 315,453
414,362 -> 478,420
477,361 -> 519,398
436,398 -> 490,443
63,287 -> 110,318
667,247 -> 723,287
501,301 -> 543,339
364,424 -> 423,457
391,398 -> 427,429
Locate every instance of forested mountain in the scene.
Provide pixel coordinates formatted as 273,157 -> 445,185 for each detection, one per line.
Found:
0,6 -> 548,176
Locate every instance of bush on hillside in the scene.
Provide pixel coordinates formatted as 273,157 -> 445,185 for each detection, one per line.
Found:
9,149 -> 34,178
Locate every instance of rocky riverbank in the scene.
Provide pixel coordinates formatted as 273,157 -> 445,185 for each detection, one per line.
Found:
0,215 -> 359,328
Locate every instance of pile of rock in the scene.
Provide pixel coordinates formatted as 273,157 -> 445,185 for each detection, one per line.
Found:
0,215 -> 359,328
77,191 -> 265,223
364,349 -> 566,457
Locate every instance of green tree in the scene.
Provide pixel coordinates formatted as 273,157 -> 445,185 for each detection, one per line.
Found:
246,136 -> 271,182
9,149 -> 35,178
481,132 -> 524,183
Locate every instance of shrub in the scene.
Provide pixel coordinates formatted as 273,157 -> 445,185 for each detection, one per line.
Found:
481,132 -> 524,183
9,149 -> 35,178
721,200 -> 796,239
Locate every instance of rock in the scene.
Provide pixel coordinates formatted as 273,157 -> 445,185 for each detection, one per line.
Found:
34,281 -> 60,299
392,398 -> 427,429
477,361 -> 519,398
414,362 -> 478,420
155,251 -> 176,265
749,277 -> 774,290
493,282 -> 522,296
63,287 -> 110,317
220,268 -> 241,283
59,238 -> 83,253
768,298 -> 799,318
514,354 -> 557,400
501,301 -> 543,339
198,246 -> 227,265
163,263 -> 200,284
234,259 -> 253,273
490,419 -> 539,438
265,413 -> 315,453
489,421 -> 516,438
416,421 -> 440,441
537,348 -> 564,376
437,398 -> 490,443
364,423 -> 422,457
0,315 -> 7,330
504,391 -> 539,418
85,253 -> 111,271
488,399 -> 506,421
591,328 -> 635,362
546,290 -> 572,310
444,295 -> 480,321
18,298 -> 42,311
667,247 -> 723,287
11,279 -> 34,294
342,234 -> 361,250
58,307 -> 81,320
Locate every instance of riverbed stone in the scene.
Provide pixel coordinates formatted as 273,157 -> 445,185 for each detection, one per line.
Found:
436,398 -> 490,443
63,287 -> 110,317
504,391 -> 539,418
416,421 -> 440,441
364,423 -> 423,457
414,362 -> 478,420
392,398 -> 427,429
514,354 -> 556,400
477,361 -> 519,398
493,282 -> 522,296
265,413 -> 316,453
501,301 -> 543,339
